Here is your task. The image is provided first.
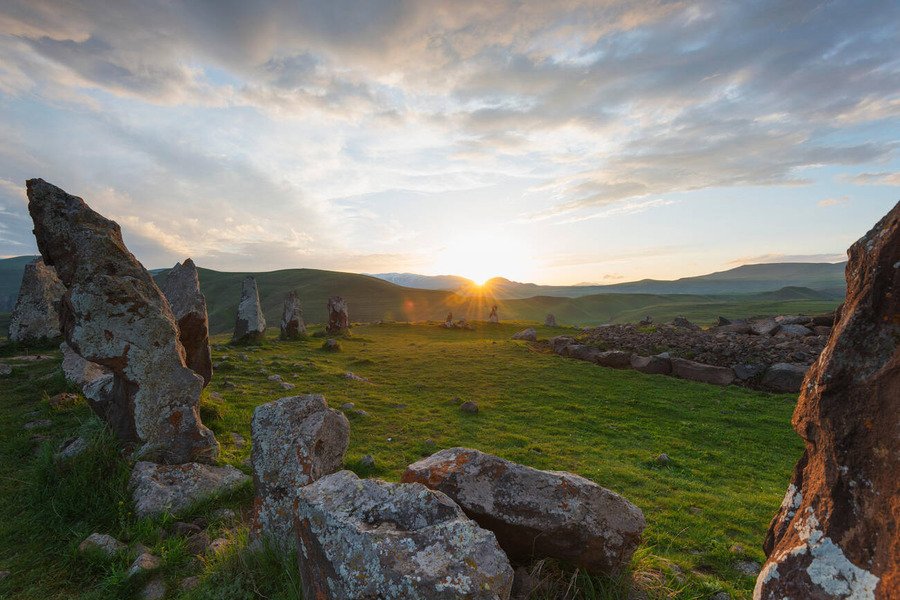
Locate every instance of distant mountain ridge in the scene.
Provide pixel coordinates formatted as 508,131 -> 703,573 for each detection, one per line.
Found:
368,272 -> 473,290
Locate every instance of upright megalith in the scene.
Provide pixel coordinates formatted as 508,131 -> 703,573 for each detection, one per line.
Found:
325,296 -> 349,334
8,258 -> 66,342
489,305 -> 499,323
250,394 -> 349,548
545,313 -> 557,327
279,291 -> 305,339
26,179 -> 218,464
232,276 -> 266,343
756,202 -> 899,600
160,259 -> 212,386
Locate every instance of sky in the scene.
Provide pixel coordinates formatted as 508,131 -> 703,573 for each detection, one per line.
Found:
0,1 -> 898,285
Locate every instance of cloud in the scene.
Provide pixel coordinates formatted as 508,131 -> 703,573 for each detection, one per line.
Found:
844,172 -> 900,186
818,196 -> 849,207
727,253 -> 847,266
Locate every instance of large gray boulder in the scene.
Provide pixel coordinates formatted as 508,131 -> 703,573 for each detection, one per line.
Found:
130,461 -> 249,519
250,395 -> 349,548
760,363 -> 809,393
402,448 -> 645,576
60,342 -> 110,388
511,328 -> 537,341
279,290 -> 306,339
27,179 -> 218,464
8,258 -> 65,342
596,350 -> 633,369
631,354 -> 672,375
671,357 -> 735,385
232,276 -> 266,343
295,470 -> 514,600
325,296 -> 349,334
160,259 -> 212,386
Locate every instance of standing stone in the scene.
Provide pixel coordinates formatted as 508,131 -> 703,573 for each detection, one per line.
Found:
250,395 -> 349,548
325,296 -> 349,334
403,448 -> 646,576
279,291 -> 305,340
295,470 -> 514,600
26,179 -> 218,464
8,259 -> 66,342
446,312 -> 453,325
160,259 -> 212,386
756,202 -> 899,600
544,313 -> 557,327
232,276 -> 266,343
489,305 -> 500,323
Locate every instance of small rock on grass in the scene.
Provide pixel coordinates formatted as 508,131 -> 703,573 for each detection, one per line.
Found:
734,560 -> 760,576
340,402 -> 355,411
0,364 -> 11,377
656,453 -> 671,465
141,576 -> 167,600
128,553 -> 161,578
0,570 -> 9,581
460,401 -> 479,414
79,533 -> 126,556
230,432 -> 246,448
180,576 -> 200,591
56,436 -> 88,460
23,419 -> 52,430
208,538 -> 229,554
211,507 -> 237,521
360,455 -> 375,468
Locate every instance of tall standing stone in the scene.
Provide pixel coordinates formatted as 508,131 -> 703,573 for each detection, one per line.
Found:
489,305 -> 499,323
755,202 -> 898,600
160,259 -> 212,386
8,258 -> 66,342
544,313 -> 557,327
325,296 -> 349,334
232,276 -> 266,343
279,291 -> 305,340
26,179 -> 218,464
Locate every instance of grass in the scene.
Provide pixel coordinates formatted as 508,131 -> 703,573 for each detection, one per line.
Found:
0,320 -> 803,599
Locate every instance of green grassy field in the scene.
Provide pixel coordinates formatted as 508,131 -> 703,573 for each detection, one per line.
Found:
0,321 -> 802,599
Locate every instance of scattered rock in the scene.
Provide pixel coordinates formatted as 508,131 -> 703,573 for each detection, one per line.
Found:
489,305 -> 500,323
672,316 -> 699,330
23,419 -> 52,430
749,318 -> 779,336
404,448 -> 646,576
757,201 -> 899,600
48,392 -> 80,409
735,560 -> 760,576
630,354 -> 672,375
0,364 -> 10,377
279,381 -> 295,390
549,336 -> 575,353
294,470 -> 514,599
325,296 -> 350,334
813,325 -> 832,336
27,179 -> 219,464
267,374 -> 282,382
160,258 -> 213,386
0,571 -> 8,581
211,507 -> 236,521
140,576 -> 167,600
250,395 -> 349,548
563,344 -> 602,362
460,400 -> 479,414
79,533 -> 126,556
671,358 -> 735,386
168,521 -> 202,538
279,290 -> 306,339
732,363 -> 765,381
760,363 -> 808,393
656,453 -> 671,465
8,258 -> 65,342
186,531 -> 211,555
208,537 -> 229,553
711,593 -> 730,600
512,328 -> 537,341
352,408 -> 369,417
321,338 -> 341,352
128,552 -> 161,578
360,454 -> 375,468
343,371 -> 369,382
229,432 -> 246,448
232,276 -> 266,343
545,313 -> 557,327
340,402 -> 355,411
130,461 -> 249,519
179,576 -> 200,592
56,436 -> 88,460
775,323 -> 813,337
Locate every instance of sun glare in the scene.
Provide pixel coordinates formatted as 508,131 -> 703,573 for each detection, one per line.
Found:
432,231 -> 528,285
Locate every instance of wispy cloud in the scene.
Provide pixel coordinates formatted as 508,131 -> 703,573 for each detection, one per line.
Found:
818,196 -> 849,207
843,172 -> 900,186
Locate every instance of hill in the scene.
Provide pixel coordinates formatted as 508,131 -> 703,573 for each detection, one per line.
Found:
368,272 -> 473,290
464,262 -> 847,299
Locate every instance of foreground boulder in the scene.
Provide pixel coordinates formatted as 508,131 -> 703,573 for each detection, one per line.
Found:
60,342 -> 110,388
250,395 -> 349,548
130,461 -> 249,519
8,258 -> 66,342
295,470 -> 514,599
27,179 -> 218,464
756,202 -> 899,600
279,291 -> 306,339
232,276 -> 266,343
160,259 -> 212,386
325,296 -> 349,334
403,448 -> 645,576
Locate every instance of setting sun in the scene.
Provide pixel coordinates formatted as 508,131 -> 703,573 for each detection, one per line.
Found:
430,230 -> 530,285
